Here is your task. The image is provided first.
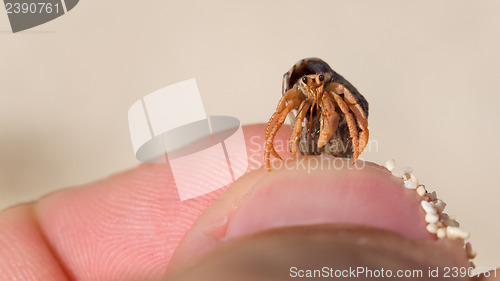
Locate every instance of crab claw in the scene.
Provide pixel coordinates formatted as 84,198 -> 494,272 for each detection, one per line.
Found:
318,94 -> 339,148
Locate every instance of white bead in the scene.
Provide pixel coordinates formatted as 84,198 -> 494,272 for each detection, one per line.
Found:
437,228 -> 446,238
410,173 -> 419,186
391,168 -> 404,178
446,227 -> 470,240
425,213 -> 439,223
404,180 -> 417,189
385,159 -> 396,171
402,166 -> 414,173
426,224 -> 438,234
421,200 -> 437,214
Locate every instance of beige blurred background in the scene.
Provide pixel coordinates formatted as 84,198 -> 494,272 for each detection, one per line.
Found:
0,0 -> 498,268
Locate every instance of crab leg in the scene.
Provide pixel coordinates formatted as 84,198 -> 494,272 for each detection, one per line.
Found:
329,91 -> 360,162
265,97 -> 303,171
265,88 -> 302,159
289,100 -> 312,156
318,93 -> 339,148
265,88 -> 300,139
330,83 -> 369,155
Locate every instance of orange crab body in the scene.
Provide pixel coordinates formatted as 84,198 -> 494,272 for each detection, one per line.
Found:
264,58 -> 369,171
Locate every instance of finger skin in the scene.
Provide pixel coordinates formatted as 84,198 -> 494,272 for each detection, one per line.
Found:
0,124 -> 291,281
0,204 -> 68,281
167,225 -> 474,281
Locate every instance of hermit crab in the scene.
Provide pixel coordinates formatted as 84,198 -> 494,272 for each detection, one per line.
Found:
264,58 -> 369,171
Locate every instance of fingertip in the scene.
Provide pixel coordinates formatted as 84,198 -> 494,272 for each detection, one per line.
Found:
33,163 -> 215,280
0,124 -> 292,280
0,203 -> 69,281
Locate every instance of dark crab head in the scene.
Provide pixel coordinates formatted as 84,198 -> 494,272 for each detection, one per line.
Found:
282,57 -> 369,117
299,73 -> 331,102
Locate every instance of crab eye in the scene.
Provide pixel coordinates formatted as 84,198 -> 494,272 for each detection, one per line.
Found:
318,74 -> 324,81
302,77 -> 308,84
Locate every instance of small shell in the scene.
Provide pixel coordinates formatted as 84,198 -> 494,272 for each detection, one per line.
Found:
404,180 -> 417,189
385,159 -> 396,171
465,242 -> 477,259
425,213 -> 439,223
391,168 -> 405,178
444,218 -> 460,227
434,199 -> 446,213
416,185 -> 427,197
436,228 -> 446,238
428,191 -> 437,201
421,201 -> 437,214
446,226 -> 470,240
410,173 -> 419,186
402,167 -> 413,173
426,224 -> 438,234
